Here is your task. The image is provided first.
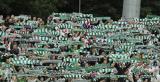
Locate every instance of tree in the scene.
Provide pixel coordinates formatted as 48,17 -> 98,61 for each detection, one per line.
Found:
0,0 -> 160,20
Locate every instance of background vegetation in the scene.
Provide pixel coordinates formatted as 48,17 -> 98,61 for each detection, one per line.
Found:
0,0 -> 160,20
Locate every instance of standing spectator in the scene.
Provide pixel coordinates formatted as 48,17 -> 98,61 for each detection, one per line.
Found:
11,76 -> 17,82
10,44 -> 21,55
113,62 -> 131,82
0,64 -> 4,82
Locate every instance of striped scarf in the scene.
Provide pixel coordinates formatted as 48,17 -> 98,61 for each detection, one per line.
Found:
63,58 -> 79,63
64,74 -> 83,78
57,62 -> 72,67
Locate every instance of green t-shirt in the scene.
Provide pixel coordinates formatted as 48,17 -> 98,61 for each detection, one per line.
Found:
0,69 -> 4,75
18,77 -> 27,82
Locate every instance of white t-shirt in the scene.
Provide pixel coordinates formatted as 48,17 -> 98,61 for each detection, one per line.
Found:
11,79 -> 17,82
137,79 -> 142,82
73,36 -> 80,41
148,40 -> 153,45
27,79 -> 37,82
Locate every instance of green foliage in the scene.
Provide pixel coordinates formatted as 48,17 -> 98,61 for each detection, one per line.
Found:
0,0 -> 59,18
0,0 -> 160,20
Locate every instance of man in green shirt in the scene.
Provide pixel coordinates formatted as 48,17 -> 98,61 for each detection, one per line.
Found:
17,77 -> 27,82
0,65 -> 4,82
0,69 -> 3,76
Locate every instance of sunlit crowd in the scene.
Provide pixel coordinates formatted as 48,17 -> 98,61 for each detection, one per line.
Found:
0,13 -> 160,82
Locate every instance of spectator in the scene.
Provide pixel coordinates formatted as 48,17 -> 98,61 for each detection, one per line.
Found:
10,44 -> 20,55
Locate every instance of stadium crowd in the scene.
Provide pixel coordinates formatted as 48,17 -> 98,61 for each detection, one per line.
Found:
0,13 -> 160,82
